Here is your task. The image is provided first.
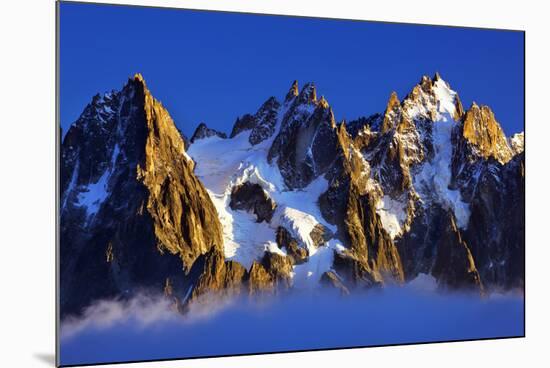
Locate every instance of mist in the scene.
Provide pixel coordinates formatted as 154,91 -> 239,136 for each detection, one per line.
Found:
59,285 -> 524,366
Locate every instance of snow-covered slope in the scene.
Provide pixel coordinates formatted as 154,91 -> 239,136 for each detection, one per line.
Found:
188,96 -> 340,288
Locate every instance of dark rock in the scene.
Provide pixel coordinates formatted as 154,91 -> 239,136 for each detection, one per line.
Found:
276,227 -> 308,264
268,82 -> 339,189
229,182 -> 276,223
190,122 -> 227,143
249,97 -> 280,145
432,213 -> 484,293
333,251 -> 380,288
230,114 -> 256,138
461,154 -> 525,289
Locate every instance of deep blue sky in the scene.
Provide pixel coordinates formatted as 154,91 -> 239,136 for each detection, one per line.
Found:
59,2 -> 524,137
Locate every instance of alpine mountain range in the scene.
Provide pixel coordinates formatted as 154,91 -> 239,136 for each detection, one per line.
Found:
60,73 -> 525,317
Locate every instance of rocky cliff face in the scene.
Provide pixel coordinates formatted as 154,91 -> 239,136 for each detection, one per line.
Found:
61,73 -> 524,317
60,74 -> 224,317
461,103 -> 513,164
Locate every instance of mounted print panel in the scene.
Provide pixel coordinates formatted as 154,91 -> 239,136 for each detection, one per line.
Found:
57,1 -> 525,366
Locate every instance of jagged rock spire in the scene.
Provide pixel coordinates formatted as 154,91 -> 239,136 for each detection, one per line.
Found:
297,82 -> 317,105
133,72 -> 146,83
462,103 -> 513,163
285,80 -> 299,102
318,95 -> 329,109
381,91 -> 401,133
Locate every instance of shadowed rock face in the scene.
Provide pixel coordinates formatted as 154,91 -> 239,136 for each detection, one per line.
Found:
230,114 -> 256,138
190,122 -> 227,143
276,227 -> 308,264
229,182 -> 277,223
461,153 -> 525,290
431,212 -> 484,293
230,97 -> 281,145
60,74 -> 224,317
268,82 -> 339,189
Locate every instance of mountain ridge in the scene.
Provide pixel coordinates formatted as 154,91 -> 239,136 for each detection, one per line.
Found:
60,73 -> 524,317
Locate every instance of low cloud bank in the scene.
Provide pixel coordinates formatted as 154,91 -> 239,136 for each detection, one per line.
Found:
60,286 -> 524,366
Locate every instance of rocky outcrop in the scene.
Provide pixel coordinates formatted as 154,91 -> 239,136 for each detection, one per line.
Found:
260,252 -> 294,289
247,262 -> 274,294
187,249 -> 247,303
190,122 -> 227,143
461,103 -> 513,164
320,271 -> 350,295
229,182 -> 276,222
276,226 -> 308,264
60,74 -> 225,317
381,92 -> 402,133
309,224 -> 333,247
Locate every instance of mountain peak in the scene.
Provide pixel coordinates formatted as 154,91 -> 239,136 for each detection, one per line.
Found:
190,122 -> 228,143
297,82 -> 317,104
131,73 -> 149,90
318,95 -> 329,109
402,73 -> 462,122
381,91 -> 401,133
285,80 -> 299,102
462,104 -> 513,163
